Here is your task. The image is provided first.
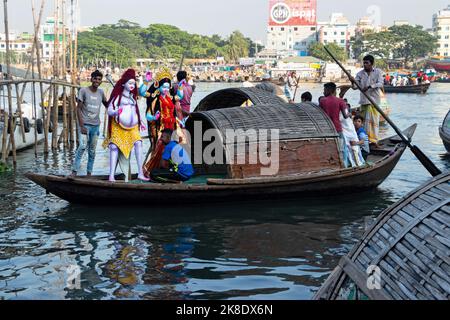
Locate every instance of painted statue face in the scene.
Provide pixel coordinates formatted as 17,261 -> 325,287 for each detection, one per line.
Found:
161,82 -> 170,96
124,79 -> 136,93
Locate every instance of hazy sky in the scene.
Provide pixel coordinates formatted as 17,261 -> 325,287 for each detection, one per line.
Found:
1,0 -> 449,41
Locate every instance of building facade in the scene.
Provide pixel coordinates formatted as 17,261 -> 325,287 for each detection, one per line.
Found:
433,5 -> 450,57
266,0 -> 318,57
317,13 -> 354,51
40,17 -> 65,62
0,32 -> 33,53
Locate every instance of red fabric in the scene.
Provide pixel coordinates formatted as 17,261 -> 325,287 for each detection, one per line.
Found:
107,69 -> 140,137
160,95 -> 176,131
320,96 -> 347,133
143,139 -> 165,178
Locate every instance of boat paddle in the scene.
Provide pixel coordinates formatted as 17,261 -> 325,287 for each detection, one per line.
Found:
324,46 -> 442,177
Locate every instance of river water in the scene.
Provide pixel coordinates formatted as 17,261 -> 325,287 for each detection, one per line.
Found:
0,82 -> 449,300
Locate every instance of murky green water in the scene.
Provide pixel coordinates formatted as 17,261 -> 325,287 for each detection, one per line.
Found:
0,83 -> 449,300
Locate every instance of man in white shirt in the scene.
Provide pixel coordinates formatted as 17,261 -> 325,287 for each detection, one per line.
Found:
351,55 -> 384,145
242,76 -> 254,88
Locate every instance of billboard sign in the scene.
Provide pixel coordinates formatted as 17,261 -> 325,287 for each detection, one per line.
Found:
269,0 -> 317,26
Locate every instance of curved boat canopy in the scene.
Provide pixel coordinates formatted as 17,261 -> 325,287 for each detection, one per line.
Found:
195,87 -> 285,112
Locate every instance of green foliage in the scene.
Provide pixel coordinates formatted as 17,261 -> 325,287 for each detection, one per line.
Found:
0,162 -> 11,173
350,25 -> 438,65
309,42 -> 348,62
389,25 -> 438,64
77,21 -> 262,66
77,32 -> 134,68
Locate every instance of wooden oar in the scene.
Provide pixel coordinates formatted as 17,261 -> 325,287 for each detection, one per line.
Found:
324,46 -> 442,177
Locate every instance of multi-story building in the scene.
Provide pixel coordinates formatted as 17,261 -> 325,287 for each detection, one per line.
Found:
433,5 -> 450,57
266,0 -> 318,57
40,17 -> 65,62
0,32 -> 33,53
317,13 -> 354,51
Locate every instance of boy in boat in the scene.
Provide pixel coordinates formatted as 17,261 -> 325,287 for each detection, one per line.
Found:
150,129 -> 194,183
299,92 -> 319,108
70,70 -> 108,178
320,82 -> 350,166
353,115 -> 371,161
350,55 -> 384,147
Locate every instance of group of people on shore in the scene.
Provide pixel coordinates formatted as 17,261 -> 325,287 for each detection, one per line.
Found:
70,67 -> 195,184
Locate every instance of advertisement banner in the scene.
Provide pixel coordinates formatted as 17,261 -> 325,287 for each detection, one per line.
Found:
269,0 -> 317,26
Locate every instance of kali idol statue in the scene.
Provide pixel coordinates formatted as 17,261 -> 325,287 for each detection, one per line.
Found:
104,69 -> 149,182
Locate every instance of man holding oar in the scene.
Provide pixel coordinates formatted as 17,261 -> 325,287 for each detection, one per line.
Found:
351,55 -> 384,147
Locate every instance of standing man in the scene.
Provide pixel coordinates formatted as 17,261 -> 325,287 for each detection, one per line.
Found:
285,71 -> 298,103
320,82 -> 350,165
70,70 -> 108,177
351,55 -> 384,146
173,71 -> 193,118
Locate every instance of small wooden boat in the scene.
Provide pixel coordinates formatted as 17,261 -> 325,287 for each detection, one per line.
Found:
314,172 -> 450,300
439,110 -> 450,153
26,89 -> 417,205
434,78 -> 450,83
384,83 -> 431,94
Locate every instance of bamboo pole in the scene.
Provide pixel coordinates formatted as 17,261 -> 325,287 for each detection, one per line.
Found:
32,0 -> 48,153
51,0 -> 60,150
73,0 -> 79,147
68,28 -> 75,147
2,0 -> 17,166
18,0 -> 45,102
1,110 -> 8,161
31,53 -> 38,156
14,83 -> 26,143
61,86 -> 68,147
61,0 -> 68,148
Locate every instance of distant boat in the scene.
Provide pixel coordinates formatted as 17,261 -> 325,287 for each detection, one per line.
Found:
384,83 -> 431,94
439,109 -> 450,153
0,98 -> 45,153
435,78 -> 450,83
427,57 -> 450,72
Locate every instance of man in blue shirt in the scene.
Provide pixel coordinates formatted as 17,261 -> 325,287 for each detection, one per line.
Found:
150,129 -> 194,183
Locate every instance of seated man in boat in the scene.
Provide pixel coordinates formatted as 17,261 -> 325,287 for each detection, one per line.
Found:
150,129 -> 194,183
353,115 -> 371,161
298,92 -> 319,108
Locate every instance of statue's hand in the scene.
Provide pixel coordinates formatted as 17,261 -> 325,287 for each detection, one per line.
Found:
118,108 -> 123,116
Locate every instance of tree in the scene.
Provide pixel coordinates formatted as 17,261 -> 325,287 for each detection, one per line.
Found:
388,25 -> 438,65
309,42 -> 348,62
77,32 -> 135,68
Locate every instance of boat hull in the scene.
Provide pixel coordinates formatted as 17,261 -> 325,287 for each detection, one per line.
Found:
439,127 -> 450,153
26,125 -> 417,206
384,83 -> 431,94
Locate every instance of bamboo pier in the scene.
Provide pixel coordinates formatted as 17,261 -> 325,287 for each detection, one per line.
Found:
0,0 -> 81,167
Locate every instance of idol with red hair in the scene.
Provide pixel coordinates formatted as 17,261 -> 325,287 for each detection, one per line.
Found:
104,69 -> 149,182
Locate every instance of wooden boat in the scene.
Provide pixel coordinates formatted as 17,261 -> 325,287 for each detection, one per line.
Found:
434,78 -> 450,83
384,83 -> 431,94
439,110 -> 450,153
26,89 -> 417,205
314,172 -> 450,300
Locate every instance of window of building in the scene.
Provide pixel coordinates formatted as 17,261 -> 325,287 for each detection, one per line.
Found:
334,32 -> 337,35
45,51 -> 49,56
445,52 -> 448,56
294,27 -> 298,31
302,41 -> 307,46
341,40 -> 345,44
311,27 -> 316,31
446,35 -> 450,39
46,43 -> 49,47
324,40 -> 328,44
271,27 -> 273,31
341,32 -> 345,35
446,44 -> 449,48
282,42 -> 286,46
324,32 -> 328,36
281,27 -> 285,31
